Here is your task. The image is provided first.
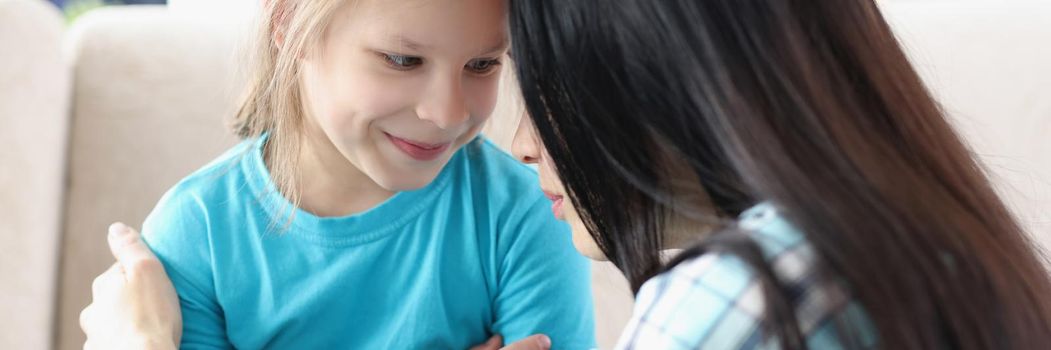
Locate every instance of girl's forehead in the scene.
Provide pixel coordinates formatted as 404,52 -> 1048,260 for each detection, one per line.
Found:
333,0 -> 507,28
329,0 -> 508,51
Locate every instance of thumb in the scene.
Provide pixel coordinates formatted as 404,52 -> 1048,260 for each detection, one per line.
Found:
107,222 -> 160,273
501,334 -> 551,350
468,334 -> 503,350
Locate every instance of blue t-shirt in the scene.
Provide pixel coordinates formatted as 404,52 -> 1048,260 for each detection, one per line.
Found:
141,136 -> 596,349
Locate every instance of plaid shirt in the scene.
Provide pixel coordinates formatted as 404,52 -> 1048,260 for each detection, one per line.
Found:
614,203 -> 877,349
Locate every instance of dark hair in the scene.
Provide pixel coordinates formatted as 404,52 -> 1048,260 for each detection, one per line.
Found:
509,1 -> 1051,349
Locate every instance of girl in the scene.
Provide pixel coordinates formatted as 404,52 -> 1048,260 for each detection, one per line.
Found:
82,0 -> 595,349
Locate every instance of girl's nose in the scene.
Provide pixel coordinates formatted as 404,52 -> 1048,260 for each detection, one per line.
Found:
417,75 -> 469,130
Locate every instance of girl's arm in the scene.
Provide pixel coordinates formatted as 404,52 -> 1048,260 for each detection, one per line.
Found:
84,184 -> 234,349
490,195 -> 598,350
138,187 -> 234,349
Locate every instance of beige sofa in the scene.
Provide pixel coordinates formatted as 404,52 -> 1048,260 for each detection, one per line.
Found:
0,0 -> 1048,349
0,0 -> 68,349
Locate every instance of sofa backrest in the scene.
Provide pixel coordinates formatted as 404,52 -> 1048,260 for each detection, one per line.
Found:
55,6 -> 244,349
0,0 -> 68,349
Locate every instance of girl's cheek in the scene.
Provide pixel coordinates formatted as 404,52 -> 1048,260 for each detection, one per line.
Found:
468,76 -> 501,120
341,73 -> 421,121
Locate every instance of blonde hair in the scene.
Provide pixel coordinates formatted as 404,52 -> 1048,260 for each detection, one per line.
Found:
231,0 -> 344,218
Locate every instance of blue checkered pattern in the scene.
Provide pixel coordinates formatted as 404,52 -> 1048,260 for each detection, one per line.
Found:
614,203 -> 878,349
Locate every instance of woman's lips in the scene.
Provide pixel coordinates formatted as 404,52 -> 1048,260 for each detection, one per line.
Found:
543,191 -> 565,219
385,132 -> 451,161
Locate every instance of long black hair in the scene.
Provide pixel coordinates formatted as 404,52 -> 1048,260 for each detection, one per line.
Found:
509,1 -> 1051,349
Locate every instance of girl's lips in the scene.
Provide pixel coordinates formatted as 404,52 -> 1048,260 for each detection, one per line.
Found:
385,132 -> 451,161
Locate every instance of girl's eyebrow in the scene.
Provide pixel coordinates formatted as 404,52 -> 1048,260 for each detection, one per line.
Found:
386,35 -> 508,55
479,39 -> 510,55
390,35 -> 430,51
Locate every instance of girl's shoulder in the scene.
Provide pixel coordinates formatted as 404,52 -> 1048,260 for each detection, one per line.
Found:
458,136 -> 546,202
462,136 -> 537,177
163,138 -> 260,200
144,138 -> 262,235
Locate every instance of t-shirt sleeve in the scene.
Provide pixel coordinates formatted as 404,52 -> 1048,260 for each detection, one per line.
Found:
490,195 -> 597,350
140,186 -> 234,350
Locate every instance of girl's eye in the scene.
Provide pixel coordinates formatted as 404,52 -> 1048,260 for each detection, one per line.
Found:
381,53 -> 423,70
466,58 -> 502,74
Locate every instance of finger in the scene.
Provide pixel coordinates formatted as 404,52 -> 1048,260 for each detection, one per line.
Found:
107,223 -> 163,279
79,305 -> 91,334
77,302 -> 108,338
501,334 -> 551,350
468,334 -> 503,350
90,264 -> 121,300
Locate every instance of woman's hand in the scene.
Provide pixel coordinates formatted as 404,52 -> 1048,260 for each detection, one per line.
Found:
80,223 -> 183,350
469,334 -> 552,350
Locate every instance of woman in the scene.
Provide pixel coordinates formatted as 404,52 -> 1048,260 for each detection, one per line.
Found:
83,0 -> 1051,349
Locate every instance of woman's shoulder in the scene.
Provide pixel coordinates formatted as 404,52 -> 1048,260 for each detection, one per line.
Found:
616,249 -> 767,349
615,203 -> 877,349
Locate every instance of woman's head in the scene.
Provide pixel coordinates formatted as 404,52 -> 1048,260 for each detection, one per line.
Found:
234,0 -> 508,204
512,116 -> 716,261
509,0 -> 1051,348
512,116 -> 599,258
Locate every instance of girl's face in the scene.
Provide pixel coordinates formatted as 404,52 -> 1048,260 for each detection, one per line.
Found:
511,116 -> 607,260
300,0 -> 508,191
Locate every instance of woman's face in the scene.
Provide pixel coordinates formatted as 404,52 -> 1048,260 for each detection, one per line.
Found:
299,0 -> 509,191
511,115 -> 607,260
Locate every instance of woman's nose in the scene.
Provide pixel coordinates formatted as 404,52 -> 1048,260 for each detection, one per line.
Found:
511,115 -> 540,164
